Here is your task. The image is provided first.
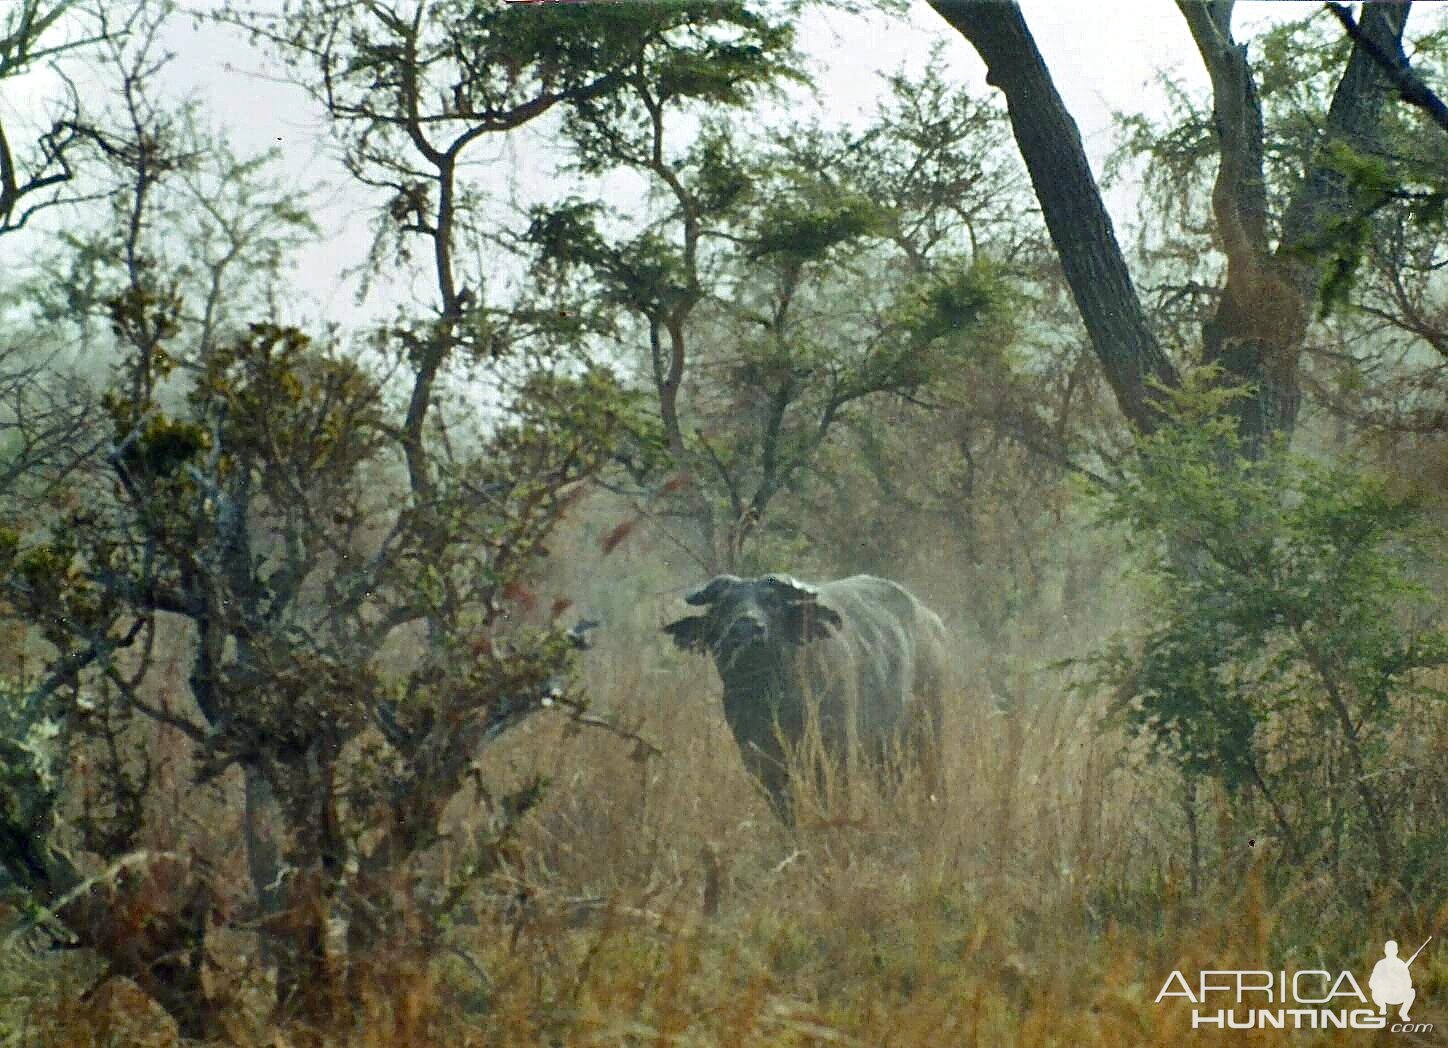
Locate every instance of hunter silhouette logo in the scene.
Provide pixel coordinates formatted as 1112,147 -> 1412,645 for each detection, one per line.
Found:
1155,935 -> 1435,1033
1371,938 -> 1430,1023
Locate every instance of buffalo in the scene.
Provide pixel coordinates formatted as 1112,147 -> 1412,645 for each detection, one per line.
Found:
664,573 -> 949,824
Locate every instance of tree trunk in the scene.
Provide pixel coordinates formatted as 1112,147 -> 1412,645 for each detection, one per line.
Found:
929,0 -> 1410,450
1181,0 -> 1409,451
265,744 -> 349,1032
270,867 -> 341,1037
244,767 -> 284,967
926,0 -> 1180,436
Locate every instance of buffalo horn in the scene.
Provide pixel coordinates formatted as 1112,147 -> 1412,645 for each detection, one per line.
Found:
684,574 -> 742,606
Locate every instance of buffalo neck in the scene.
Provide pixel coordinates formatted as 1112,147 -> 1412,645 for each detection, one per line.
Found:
713,642 -> 795,698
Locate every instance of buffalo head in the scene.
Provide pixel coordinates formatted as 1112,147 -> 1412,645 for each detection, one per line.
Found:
663,573 -> 843,658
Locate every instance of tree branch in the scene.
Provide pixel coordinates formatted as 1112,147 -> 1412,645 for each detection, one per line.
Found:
1325,2 -> 1448,134
1178,0 -> 1269,282
926,0 -> 1179,434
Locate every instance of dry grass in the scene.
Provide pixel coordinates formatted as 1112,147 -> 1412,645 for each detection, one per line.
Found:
4,560 -> 1447,1046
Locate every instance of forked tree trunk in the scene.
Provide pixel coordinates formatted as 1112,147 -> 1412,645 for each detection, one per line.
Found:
1180,0 -> 1409,451
927,0 -> 1411,451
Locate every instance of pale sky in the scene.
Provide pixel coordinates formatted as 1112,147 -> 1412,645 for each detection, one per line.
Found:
149,1 -> 1227,315
8,2 -> 1368,319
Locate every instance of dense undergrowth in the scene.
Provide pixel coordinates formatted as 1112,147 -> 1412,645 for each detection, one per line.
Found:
4,602 -> 1445,1045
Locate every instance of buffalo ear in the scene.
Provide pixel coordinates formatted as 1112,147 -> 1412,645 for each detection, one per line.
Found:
663,616 -> 712,653
783,602 -> 842,644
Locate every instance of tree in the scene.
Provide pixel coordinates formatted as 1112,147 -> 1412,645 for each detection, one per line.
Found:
530,53 -> 1013,570
0,332 -> 95,519
1326,2 -> 1448,134
0,1 -> 147,238
1112,9 -> 1448,446
0,0 -> 155,526
1091,385 -> 1448,884
521,1 -> 806,568
0,2 -> 673,1036
926,0 -> 1418,451
768,58 -> 1123,699
926,1 -> 1448,903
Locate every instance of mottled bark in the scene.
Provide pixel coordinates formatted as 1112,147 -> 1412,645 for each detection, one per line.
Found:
1325,3 -> 1448,135
1182,1 -> 1409,449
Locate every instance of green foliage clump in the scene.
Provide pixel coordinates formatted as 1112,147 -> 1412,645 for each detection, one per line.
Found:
895,260 -> 1005,349
1304,140 -> 1447,315
1091,382 -> 1448,878
749,190 -> 886,264
118,415 -> 210,479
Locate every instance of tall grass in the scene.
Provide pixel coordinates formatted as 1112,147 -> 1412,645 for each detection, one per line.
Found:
3,539 -> 1445,1045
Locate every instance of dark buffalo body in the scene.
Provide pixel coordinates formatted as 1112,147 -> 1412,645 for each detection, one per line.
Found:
664,573 -> 949,823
